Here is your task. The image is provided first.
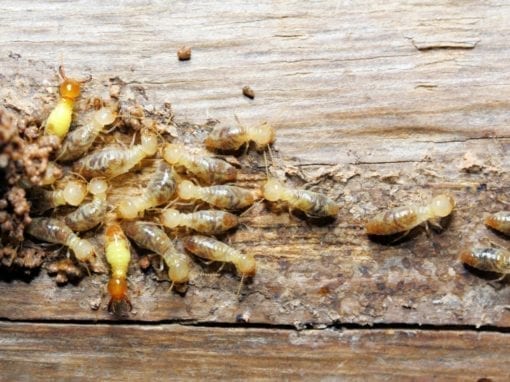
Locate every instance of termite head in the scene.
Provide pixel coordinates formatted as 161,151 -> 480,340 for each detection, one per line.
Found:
262,178 -> 284,202
107,276 -> 132,313
58,65 -> 91,100
161,208 -> 181,228
63,180 -> 88,206
140,129 -> 158,156
252,122 -> 275,149
93,107 -> 117,126
162,143 -> 184,165
178,180 -> 198,200
235,253 -> 256,277
166,253 -> 191,284
73,239 -> 96,262
88,178 -> 108,196
118,198 -> 141,220
430,194 -> 455,217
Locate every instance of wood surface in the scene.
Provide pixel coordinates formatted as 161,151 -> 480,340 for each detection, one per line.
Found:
1,0 -> 510,379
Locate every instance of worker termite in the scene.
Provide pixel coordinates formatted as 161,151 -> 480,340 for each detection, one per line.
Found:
57,106 -> 117,162
30,179 -> 88,214
104,222 -> 132,313
485,212 -> 510,236
460,247 -> 510,275
162,142 -> 237,184
44,65 -> 91,139
262,178 -> 339,219
365,195 -> 455,236
177,180 -> 261,210
26,217 -> 95,263
121,221 -> 191,286
204,120 -> 275,152
72,128 -> 158,178
182,235 -> 255,294
64,178 -> 108,232
118,161 -> 176,219
160,209 -> 239,235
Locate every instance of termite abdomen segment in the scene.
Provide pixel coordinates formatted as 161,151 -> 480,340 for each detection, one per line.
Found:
485,212 -> 510,235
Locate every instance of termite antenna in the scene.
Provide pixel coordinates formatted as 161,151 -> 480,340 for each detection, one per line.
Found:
167,281 -> 175,292
237,274 -> 245,299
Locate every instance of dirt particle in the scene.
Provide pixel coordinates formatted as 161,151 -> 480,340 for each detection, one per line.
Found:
177,46 -> 192,61
242,86 -> 255,99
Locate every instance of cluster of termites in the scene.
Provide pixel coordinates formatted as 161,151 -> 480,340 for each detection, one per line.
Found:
18,66 -> 507,316
24,66 -> 340,315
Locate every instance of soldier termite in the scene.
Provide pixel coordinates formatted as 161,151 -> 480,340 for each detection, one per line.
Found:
72,128 -> 158,178
104,222 -> 132,313
57,106 -> 117,162
45,65 -> 91,139
30,179 -> 88,214
177,180 -> 261,210
182,235 -> 255,295
121,220 -> 191,287
204,120 -> 275,152
25,217 -> 95,264
64,178 -> 108,232
365,195 -> 455,236
160,209 -> 239,235
485,212 -> 510,236
118,161 -> 176,220
460,247 -> 510,276
162,142 -> 237,184
261,151 -> 339,219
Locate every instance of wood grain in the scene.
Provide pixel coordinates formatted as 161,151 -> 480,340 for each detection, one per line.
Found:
1,0 -> 510,330
1,322 -> 509,381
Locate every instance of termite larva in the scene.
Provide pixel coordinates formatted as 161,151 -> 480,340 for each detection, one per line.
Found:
160,208 -> 239,235
118,162 -> 176,219
177,180 -> 260,210
204,121 -> 275,151
45,65 -> 91,139
162,142 -> 237,184
65,178 -> 108,232
57,106 -> 117,161
365,195 -> 455,236
104,222 -> 132,312
262,177 -> 339,218
485,211 -> 510,235
26,217 -> 95,263
72,129 -> 158,178
182,235 -> 256,277
30,179 -> 88,213
460,247 -> 510,274
121,221 -> 191,285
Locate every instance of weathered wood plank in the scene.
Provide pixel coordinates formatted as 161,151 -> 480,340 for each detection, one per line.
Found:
0,322 -> 509,381
1,0 -> 510,328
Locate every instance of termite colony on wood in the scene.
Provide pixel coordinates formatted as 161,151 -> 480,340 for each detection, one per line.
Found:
3,66 -> 339,315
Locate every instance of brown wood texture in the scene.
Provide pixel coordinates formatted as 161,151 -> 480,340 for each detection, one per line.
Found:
0,322 -> 509,381
1,0 -> 510,379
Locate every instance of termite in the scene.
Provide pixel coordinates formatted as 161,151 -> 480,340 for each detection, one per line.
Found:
177,180 -> 260,210
30,179 -> 88,213
182,235 -> 255,292
160,208 -> 239,235
460,247 -> 510,275
65,178 -> 108,232
72,128 -> 158,178
365,195 -> 455,236
162,142 -> 237,184
26,217 -> 95,263
121,221 -> 191,286
104,222 -> 132,312
204,120 -> 275,151
118,161 -> 176,219
45,65 -> 91,139
40,162 -> 63,185
485,212 -> 510,235
262,178 -> 339,218
57,106 -> 117,161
